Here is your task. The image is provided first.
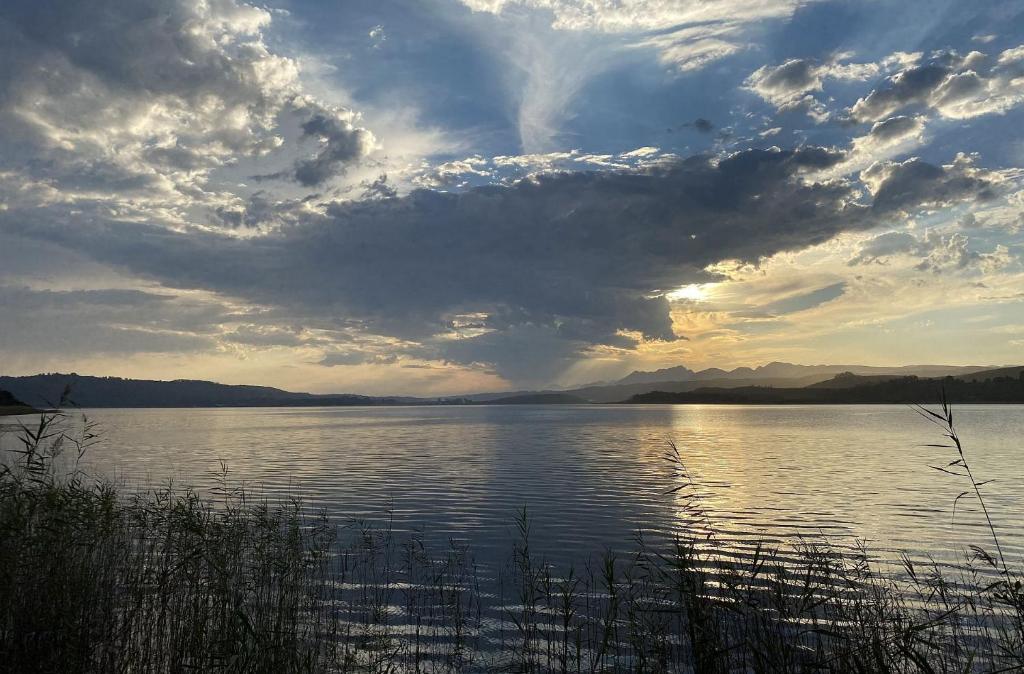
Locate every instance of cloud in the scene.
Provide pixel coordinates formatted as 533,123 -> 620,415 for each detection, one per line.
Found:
222,325 -> 307,347
745,52 -> 918,120
214,191 -> 322,230
911,234 -> 1006,273
0,0 -> 373,218
4,145 -> 1004,384
847,231 -> 920,265
746,59 -> 823,109
368,24 -> 386,48
825,115 -> 929,175
319,351 -> 398,367
457,1 -> 822,151
492,23 -> 621,153
0,284 -> 222,355
457,0 -> 808,33
862,153 -> 1003,213
866,115 -> 926,144
360,174 -> 398,200
432,322 -> 611,381
848,46 -> 1024,123
633,22 -> 743,73
752,282 -> 847,316
847,229 -> 921,264
293,102 -> 377,187
848,229 -> 1016,273
412,156 -> 494,189
691,118 -> 715,133
409,146 -> 675,189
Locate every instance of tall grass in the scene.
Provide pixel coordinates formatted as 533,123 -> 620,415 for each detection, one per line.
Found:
1,403 -> 1023,672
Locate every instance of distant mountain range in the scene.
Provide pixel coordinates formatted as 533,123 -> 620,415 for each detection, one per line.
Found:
627,368 -> 1024,405
613,362 -> 993,386
463,362 -> 1000,405
0,363 -> 1018,409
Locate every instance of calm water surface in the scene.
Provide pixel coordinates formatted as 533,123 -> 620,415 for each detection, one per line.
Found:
5,404 -> 1023,569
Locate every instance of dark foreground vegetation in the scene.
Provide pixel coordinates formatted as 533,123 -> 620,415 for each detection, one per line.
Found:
629,371 -> 1024,404
2,403 -> 1024,672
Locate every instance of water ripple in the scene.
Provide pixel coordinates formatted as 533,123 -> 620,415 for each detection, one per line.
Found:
3,404 -> 1021,571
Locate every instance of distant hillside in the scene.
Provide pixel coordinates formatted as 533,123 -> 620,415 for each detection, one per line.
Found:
0,389 -> 39,416
955,366 -> 1024,382
804,372 -> 904,389
484,393 -> 588,405
615,366 -> 695,386
566,376 -> 828,403
614,362 -> 995,387
0,374 -> 421,408
627,371 -> 1024,405
463,375 -> 829,405
5,367 -> 1020,410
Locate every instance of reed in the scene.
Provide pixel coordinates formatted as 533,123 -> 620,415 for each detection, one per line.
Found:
1,402 -> 1022,672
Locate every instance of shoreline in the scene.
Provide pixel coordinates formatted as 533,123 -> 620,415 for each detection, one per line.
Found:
3,401 -> 1022,410
0,406 -> 41,417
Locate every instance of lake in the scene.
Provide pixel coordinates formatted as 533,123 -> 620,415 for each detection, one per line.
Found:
6,403 -> 1022,571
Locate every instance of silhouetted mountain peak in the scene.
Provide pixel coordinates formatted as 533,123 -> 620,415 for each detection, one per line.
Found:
615,361 -> 998,387
616,365 -> 696,386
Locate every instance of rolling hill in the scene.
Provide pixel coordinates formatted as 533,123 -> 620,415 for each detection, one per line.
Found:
0,389 -> 39,416
627,370 -> 1024,405
0,374 -> 423,409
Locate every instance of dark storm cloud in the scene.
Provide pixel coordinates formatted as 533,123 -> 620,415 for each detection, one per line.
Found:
1,137 -> 1007,381
293,107 -> 377,187
684,118 -> 715,133
434,323 -> 604,382
6,145 -> 998,379
865,156 -> 1000,214
2,147 -> 860,340
849,63 -> 951,122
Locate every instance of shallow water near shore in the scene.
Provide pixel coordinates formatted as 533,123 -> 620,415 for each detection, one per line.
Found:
5,403 -> 1022,573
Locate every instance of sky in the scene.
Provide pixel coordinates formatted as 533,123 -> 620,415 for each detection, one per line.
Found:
1,0 -> 1023,396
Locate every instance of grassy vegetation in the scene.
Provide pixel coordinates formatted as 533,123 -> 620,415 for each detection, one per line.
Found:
2,402 -> 1024,672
